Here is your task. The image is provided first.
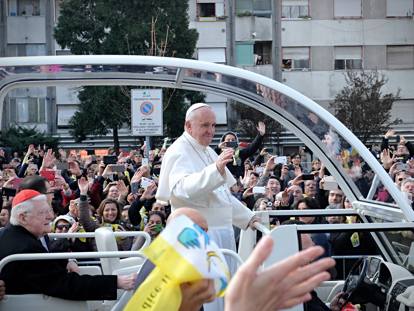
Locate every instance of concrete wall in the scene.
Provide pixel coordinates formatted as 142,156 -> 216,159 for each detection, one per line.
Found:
282,19 -> 414,46
188,0 -> 197,21
364,45 -> 386,70
243,64 -> 273,77
235,16 -> 272,41
6,16 -> 46,43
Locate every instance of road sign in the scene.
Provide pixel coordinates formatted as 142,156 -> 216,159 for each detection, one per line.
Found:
131,89 -> 163,136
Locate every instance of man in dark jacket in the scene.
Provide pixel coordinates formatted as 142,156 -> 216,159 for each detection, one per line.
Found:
215,122 -> 265,178
0,189 -> 135,300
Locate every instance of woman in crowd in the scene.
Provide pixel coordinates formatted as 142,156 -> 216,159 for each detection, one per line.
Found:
131,210 -> 166,250
49,215 -> 78,252
78,178 -> 132,250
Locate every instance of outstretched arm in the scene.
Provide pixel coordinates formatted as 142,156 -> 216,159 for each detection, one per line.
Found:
225,236 -> 335,311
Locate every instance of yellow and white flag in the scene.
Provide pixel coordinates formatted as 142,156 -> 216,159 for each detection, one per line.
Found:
124,215 -> 230,311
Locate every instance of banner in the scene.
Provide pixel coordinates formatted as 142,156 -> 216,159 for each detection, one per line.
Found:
124,215 -> 230,311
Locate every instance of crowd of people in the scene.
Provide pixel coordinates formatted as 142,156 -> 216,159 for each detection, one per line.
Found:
0,102 -> 413,310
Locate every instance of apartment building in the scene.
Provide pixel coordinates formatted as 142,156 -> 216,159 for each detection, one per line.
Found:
189,0 -> 414,139
1,0 -> 413,147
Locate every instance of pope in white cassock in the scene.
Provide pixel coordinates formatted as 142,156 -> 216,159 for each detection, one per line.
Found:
156,103 -> 258,310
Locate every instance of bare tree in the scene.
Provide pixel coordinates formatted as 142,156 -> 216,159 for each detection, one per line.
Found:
330,71 -> 401,144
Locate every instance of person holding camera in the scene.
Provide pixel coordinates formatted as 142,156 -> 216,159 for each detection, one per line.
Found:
381,129 -> 414,161
214,121 -> 266,179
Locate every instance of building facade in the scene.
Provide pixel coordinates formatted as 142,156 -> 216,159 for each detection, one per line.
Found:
189,0 -> 414,142
0,0 -> 413,147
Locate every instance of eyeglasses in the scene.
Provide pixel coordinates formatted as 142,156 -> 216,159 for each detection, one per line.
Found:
56,224 -> 71,230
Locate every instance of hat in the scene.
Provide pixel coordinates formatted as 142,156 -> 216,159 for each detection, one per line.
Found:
53,215 -> 75,227
12,189 -> 41,207
185,103 -> 210,120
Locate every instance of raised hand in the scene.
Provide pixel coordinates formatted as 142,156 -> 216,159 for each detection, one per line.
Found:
27,144 -> 35,155
257,121 -> 266,136
131,167 -> 145,183
41,149 -> 56,169
216,148 -> 234,176
384,129 -> 395,139
141,182 -> 157,200
78,177 -> 89,195
117,180 -> 129,197
380,149 -> 394,170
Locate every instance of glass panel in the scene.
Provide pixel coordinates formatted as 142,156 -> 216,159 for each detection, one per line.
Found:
290,6 -> 300,18
281,6 -> 290,18
198,3 -> 215,17
253,0 -> 271,11
0,60 -> 405,209
17,98 -> 29,122
334,59 -> 345,70
348,59 -> 362,69
299,5 -> 309,17
17,0 -> 41,16
28,98 -> 39,122
365,216 -> 414,273
293,59 -> 309,70
236,0 -> 253,14
26,44 -> 46,56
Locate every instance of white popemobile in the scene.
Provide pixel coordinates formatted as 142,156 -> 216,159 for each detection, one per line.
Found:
0,56 -> 413,311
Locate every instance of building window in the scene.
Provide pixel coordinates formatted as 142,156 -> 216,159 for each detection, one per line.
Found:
334,46 -> 363,70
236,42 -> 254,66
386,0 -> 413,17
253,0 -> 271,17
197,3 -> 216,20
9,97 -> 46,123
56,49 -> 71,56
8,0 -> 43,16
282,47 -> 310,71
282,0 -> 309,19
334,0 -> 361,18
7,44 -> 46,56
236,0 -> 271,17
254,41 -> 272,65
387,45 -> 414,69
